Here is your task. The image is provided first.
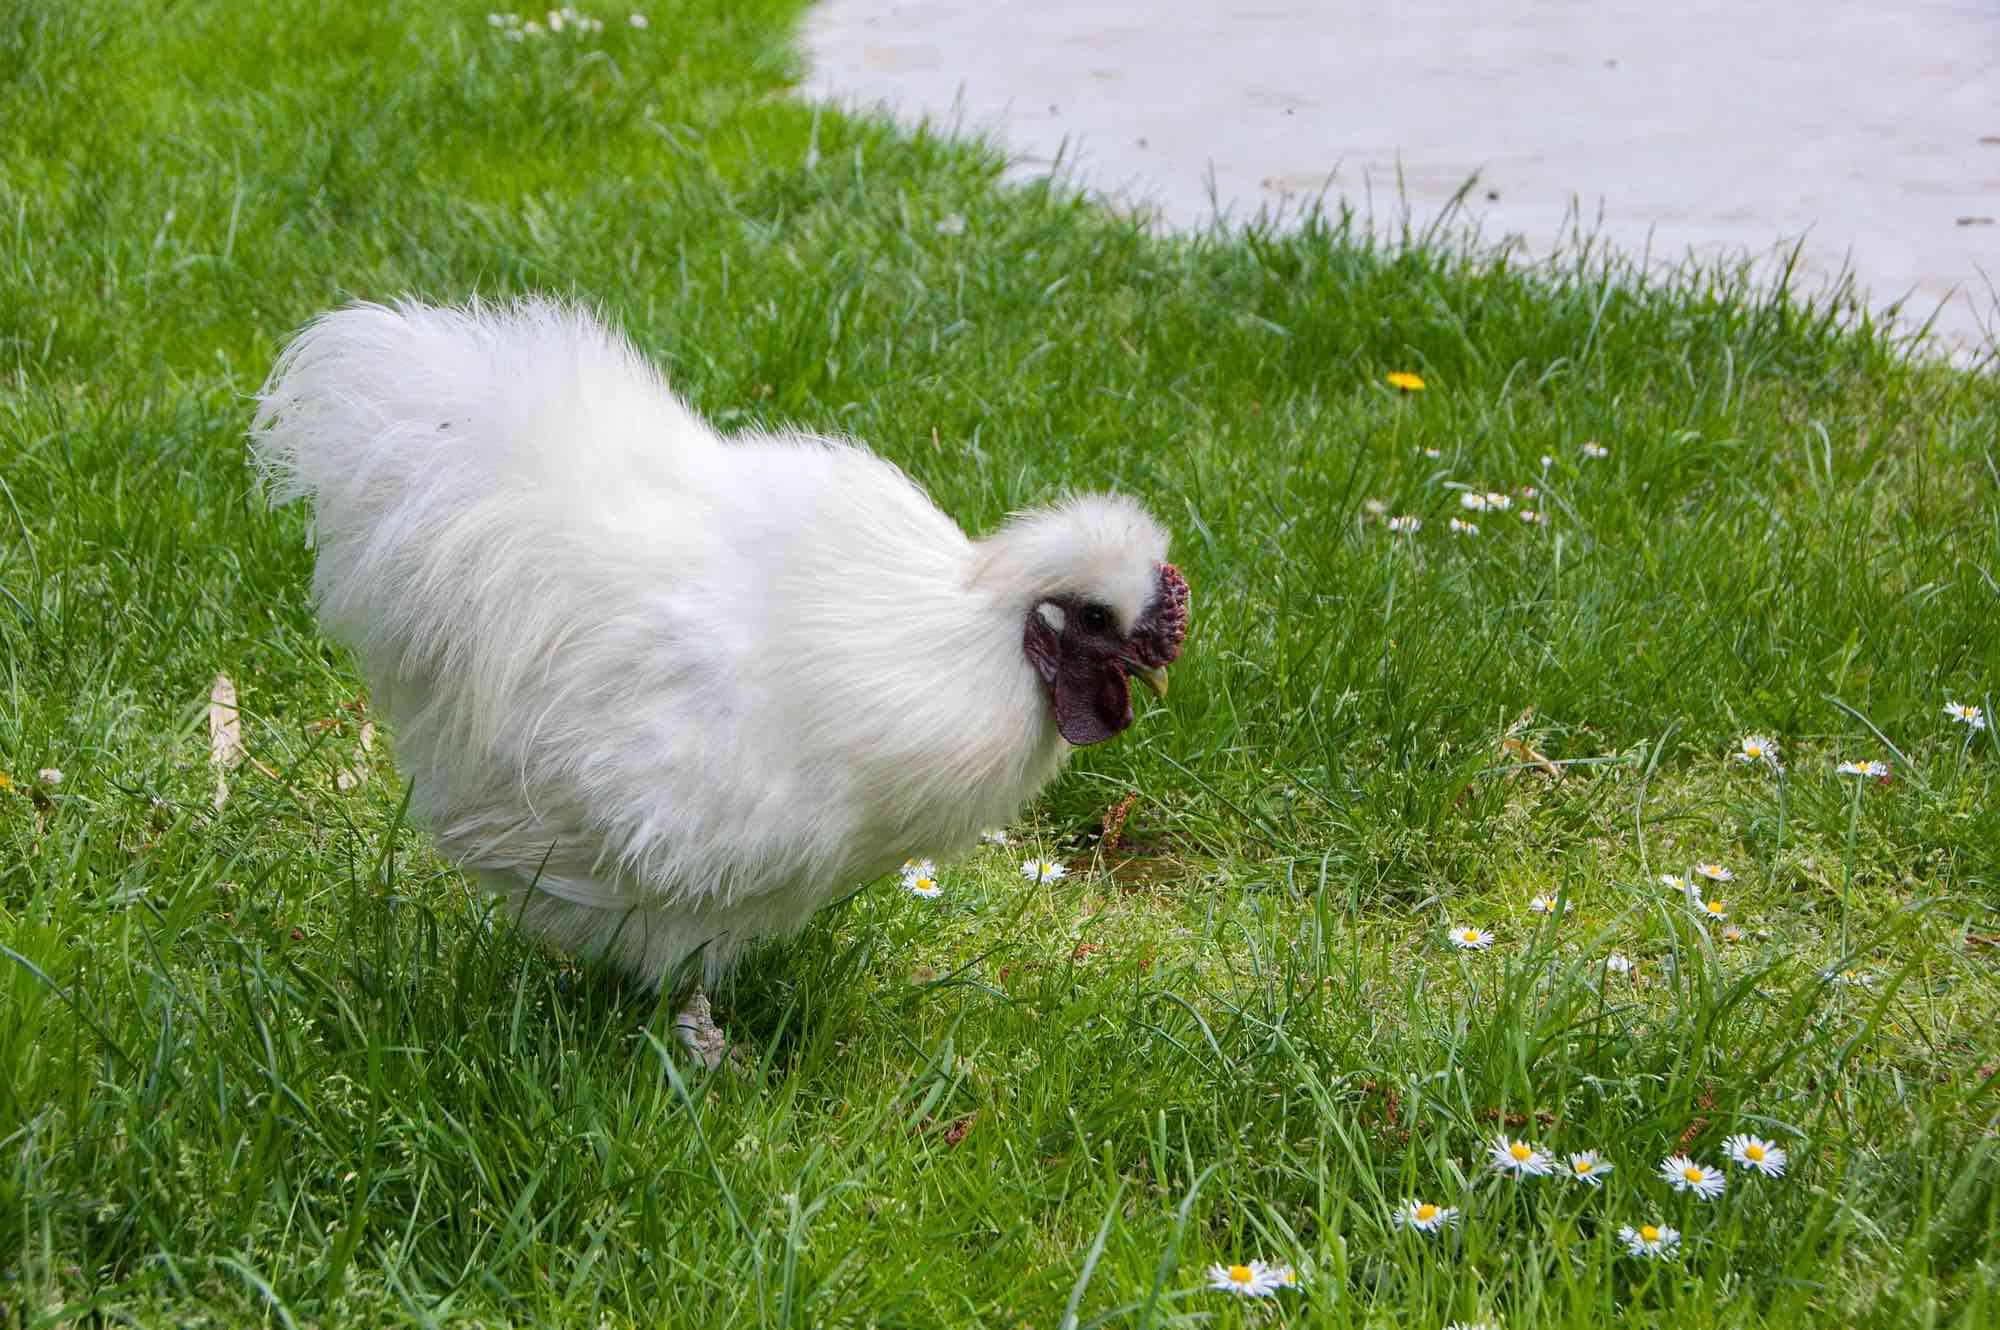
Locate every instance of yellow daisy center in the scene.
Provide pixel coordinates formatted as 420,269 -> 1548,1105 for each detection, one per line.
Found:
1574,1158 -> 1593,1173
1509,1143 -> 1532,1161
1746,744 -> 1762,757
1415,1203 -> 1438,1222
1682,1166 -> 1704,1182
1462,930 -> 1479,941
1640,1225 -> 1661,1242
915,877 -> 934,890
1744,1144 -> 1765,1161
1228,1264 -> 1252,1284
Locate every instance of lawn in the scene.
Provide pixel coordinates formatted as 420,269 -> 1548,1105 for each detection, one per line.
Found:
3,1 -> 1999,1326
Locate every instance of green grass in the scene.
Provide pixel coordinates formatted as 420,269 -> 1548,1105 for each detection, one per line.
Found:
4,1 -> 1999,1325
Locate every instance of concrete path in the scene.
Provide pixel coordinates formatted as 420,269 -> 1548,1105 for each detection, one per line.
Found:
801,1 -> 2000,360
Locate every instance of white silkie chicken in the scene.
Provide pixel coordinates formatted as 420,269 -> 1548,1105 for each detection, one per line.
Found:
251,298 -> 1189,1063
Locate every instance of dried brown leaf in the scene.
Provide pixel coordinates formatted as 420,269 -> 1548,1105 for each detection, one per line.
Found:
1500,736 -> 1562,779
1101,790 -> 1139,850
209,673 -> 242,808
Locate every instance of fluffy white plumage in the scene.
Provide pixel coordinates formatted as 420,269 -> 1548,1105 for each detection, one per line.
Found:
251,297 -> 1182,990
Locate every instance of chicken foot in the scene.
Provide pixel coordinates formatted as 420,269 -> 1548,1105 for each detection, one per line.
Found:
672,989 -> 735,1071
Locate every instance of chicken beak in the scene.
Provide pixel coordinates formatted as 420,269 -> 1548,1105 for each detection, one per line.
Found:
1131,664 -> 1170,698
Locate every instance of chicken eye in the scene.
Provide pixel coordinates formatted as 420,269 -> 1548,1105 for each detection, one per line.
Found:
1080,604 -> 1111,634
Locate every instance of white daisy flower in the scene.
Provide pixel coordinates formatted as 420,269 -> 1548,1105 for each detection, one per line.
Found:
1516,484 -> 1539,499
1449,517 -> 1480,535
1540,454 -> 1554,470
1581,441 -> 1609,459
1489,1136 -> 1554,1177
1659,872 -> 1692,896
979,828 -> 1010,846
1388,514 -> 1421,534
1830,967 -> 1874,988
1566,1151 -> 1613,1186
1459,491 -> 1490,512
1484,491 -> 1514,511
522,19 -> 545,34
1519,509 -> 1547,525
1451,925 -> 1495,951
1723,1134 -> 1788,1177
1020,858 -> 1067,884
629,13 -> 650,28
1528,892 -> 1559,915
1619,1222 -> 1681,1259
1391,1198 -> 1458,1233
1205,1260 -> 1281,1297
36,767 -> 62,787
1721,924 -> 1744,943
1604,952 -> 1634,976
905,874 -> 942,899
1695,896 -> 1727,922
900,858 -> 936,882
1363,498 -> 1388,517
1659,1154 -> 1725,1200
1944,702 -> 1986,730
1836,759 -> 1890,778
1694,861 -> 1733,883
1421,447 -> 1442,459
1734,734 -> 1777,765
1269,1265 -> 1301,1291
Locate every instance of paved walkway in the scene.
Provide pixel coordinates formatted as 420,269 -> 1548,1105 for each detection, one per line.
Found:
801,1 -> 2000,360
